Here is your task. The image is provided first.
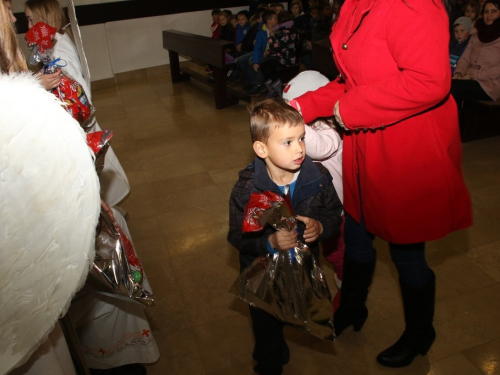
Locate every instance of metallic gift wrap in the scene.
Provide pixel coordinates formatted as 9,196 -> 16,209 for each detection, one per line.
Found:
91,209 -> 154,306
230,192 -> 335,341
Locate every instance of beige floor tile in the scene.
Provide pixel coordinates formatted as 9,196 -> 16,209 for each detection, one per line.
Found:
461,337 -> 500,375
435,283 -> 500,351
404,353 -> 482,375
466,240 -> 500,282
191,319 -> 254,373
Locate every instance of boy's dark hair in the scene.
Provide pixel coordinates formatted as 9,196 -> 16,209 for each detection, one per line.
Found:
223,9 -> 233,16
257,3 -> 269,10
278,10 -> 293,23
275,3 -> 285,11
237,10 -> 250,20
270,2 -> 280,7
211,8 -> 221,16
249,99 -> 303,144
255,8 -> 266,19
262,9 -> 278,24
309,5 -> 319,12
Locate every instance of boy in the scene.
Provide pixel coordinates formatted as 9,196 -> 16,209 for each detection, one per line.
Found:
228,99 -> 342,375
235,10 -> 250,52
210,8 -> 221,39
450,16 -> 472,74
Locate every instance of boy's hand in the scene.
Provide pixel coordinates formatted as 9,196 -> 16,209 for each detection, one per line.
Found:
296,215 -> 323,243
269,230 -> 298,251
253,63 -> 260,72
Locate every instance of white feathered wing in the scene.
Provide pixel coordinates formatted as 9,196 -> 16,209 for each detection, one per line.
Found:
0,72 -> 100,374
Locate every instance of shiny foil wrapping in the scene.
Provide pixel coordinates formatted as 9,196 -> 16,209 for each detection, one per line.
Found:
230,191 -> 335,341
91,209 -> 154,306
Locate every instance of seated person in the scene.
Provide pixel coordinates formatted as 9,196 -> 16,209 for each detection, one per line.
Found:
217,11 -> 236,42
235,10 -> 251,53
450,17 -> 472,74
241,9 -> 278,94
291,0 -> 312,32
451,0 -> 500,101
211,8 -> 221,39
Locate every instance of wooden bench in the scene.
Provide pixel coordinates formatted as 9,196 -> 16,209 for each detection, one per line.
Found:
162,30 -> 243,109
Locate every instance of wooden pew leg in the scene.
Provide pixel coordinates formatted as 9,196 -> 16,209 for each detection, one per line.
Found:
168,50 -> 190,83
212,67 -> 238,109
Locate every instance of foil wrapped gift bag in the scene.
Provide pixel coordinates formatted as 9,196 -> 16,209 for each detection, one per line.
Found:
230,191 -> 335,341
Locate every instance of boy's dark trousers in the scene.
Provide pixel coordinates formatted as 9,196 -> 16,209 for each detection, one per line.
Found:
249,306 -> 286,375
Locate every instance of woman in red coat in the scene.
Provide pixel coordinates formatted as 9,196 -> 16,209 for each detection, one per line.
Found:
291,0 -> 472,368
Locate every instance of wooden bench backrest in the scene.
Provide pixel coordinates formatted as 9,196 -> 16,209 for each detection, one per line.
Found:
162,30 -> 234,69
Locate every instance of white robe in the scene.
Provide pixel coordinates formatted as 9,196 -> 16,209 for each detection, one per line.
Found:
53,33 -> 130,206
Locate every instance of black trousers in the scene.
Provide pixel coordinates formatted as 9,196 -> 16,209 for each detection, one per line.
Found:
249,306 -> 285,375
451,79 -> 492,101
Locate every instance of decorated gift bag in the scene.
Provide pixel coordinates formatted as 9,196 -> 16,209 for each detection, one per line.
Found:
25,22 -> 95,130
230,191 -> 335,341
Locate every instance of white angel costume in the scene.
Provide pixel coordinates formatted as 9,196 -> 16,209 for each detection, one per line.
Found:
53,31 -> 130,207
0,72 -> 100,374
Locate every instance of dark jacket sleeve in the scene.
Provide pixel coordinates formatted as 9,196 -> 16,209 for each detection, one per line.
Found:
227,170 -> 273,258
296,163 -> 343,244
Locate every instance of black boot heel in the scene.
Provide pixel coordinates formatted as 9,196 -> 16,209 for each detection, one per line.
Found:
377,272 -> 436,368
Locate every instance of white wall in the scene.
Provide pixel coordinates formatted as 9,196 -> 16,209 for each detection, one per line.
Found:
16,3 -> 287,82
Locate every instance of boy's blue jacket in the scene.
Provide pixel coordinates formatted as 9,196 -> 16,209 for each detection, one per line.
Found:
228,156 -> 343,270
236,24 -> 250,46
253,22 -> 269,64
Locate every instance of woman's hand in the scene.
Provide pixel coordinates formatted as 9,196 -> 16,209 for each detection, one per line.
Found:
36,69 -> 62,90
334,101 -> 347,129
452,72 -> 463,80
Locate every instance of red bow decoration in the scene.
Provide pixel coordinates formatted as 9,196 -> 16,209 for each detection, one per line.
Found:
25,22 -> 57,53
242,191 -> 294,233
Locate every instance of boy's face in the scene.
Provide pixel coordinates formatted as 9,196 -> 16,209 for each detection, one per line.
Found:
219,15 -> 228,26
231,18 -> 238,27
237,14 -> 248,26
255,123 -> 306,176
212,14 -> 219,23
454,24 -> 469,42
322,4 -> 334,18
291,4 -> 300,16
275,5 -> 284,12
309,0 -> 318,7
465,5 -> 477,20
267,14 -> 278,28
310,8 -> 320,20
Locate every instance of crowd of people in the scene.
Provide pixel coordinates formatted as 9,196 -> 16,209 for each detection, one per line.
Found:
0,0 -> 497,374
210,1 -> 340,95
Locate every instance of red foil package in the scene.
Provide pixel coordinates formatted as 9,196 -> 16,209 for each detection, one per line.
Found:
86,130 -> 113,176
25,22 -> 95,130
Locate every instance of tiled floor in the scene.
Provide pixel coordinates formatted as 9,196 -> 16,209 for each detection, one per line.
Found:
92,66 -> 500,375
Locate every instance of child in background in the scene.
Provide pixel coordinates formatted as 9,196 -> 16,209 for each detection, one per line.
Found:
235,10 -> 250,52
262,10 -> 299,97
229,14 -> 238,31
228,99 -> 342,375
450,17 -> 472,74
211,8 -> 221,39
243,9 -> 278,95
283,71 -> 345,310
218,11 -> 235,42
274,3 -> 285,13
464,0 -> 481,23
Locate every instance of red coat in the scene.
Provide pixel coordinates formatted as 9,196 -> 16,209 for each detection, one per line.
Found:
296,0 -> 472,244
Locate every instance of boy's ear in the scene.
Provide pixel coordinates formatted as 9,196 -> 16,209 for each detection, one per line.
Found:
253,141 -> 267,159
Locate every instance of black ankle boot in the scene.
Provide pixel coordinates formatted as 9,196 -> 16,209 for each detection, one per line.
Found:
334,257 -> 375,337
377,271 -> 436,368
